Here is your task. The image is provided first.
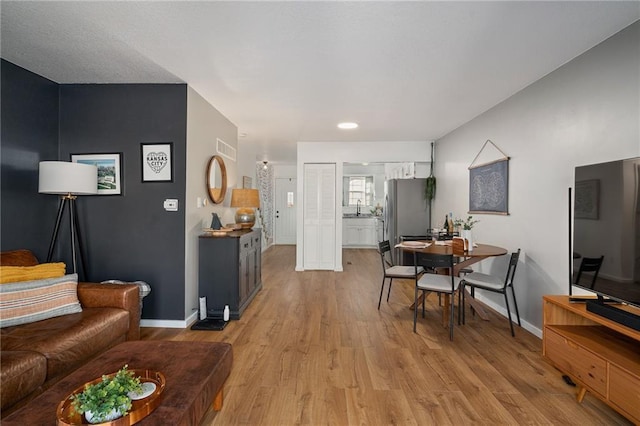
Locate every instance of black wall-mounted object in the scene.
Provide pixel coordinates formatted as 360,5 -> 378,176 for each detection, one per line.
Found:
571,157 -> 640,310
570,157 -> 640,332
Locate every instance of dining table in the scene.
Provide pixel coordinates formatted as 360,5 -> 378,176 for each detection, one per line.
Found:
396,240 -> 508,326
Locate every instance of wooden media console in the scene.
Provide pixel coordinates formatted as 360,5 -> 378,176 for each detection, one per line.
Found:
543,295 -> 640,424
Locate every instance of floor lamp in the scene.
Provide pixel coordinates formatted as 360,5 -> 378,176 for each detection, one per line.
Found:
39,161 -> 97,279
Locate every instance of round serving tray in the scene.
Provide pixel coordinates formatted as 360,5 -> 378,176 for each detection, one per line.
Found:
202,228 -> 234,237
56,369 -> 165,426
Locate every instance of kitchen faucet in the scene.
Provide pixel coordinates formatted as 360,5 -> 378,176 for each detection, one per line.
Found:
356,199 -> 361,216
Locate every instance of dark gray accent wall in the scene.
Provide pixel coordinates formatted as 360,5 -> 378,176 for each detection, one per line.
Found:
59,84 -> 188,320
0,59 -> 59,259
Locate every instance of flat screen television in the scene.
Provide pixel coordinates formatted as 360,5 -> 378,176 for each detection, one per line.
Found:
571,157 -> 640,330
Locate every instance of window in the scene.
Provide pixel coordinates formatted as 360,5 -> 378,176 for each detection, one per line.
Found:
344,176 -> 374,206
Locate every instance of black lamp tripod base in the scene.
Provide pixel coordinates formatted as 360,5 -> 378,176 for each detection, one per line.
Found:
47,194 -> 88,280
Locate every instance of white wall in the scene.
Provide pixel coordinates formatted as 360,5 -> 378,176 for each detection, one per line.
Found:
435,22 -> 640,335
274,164 -> 297,178
237,139 -> 261,187
296,141 -> 431,271
184,87 -> 238,322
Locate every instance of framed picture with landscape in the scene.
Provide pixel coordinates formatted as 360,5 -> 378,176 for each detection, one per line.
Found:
71,153 -> 122,195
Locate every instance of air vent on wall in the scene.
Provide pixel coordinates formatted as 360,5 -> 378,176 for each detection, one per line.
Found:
217,138 -> 236,162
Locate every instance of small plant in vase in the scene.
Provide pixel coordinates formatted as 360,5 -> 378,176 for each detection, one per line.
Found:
370,204 -> 383,217
71,365 -> 142,424
453,216 -> 479,251
453,216 -> 479,230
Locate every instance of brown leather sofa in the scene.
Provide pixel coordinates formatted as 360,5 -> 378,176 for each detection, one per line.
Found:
0,250 -> 140,416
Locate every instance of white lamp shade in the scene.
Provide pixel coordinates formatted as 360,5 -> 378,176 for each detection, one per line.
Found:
39,161 -> 98,195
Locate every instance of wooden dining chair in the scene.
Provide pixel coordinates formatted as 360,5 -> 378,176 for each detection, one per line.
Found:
460,249 -> 521,336
452,237 -> 466,254
413,251 -> 461,340
377,241 -> 424,309
451,237 -> 468,272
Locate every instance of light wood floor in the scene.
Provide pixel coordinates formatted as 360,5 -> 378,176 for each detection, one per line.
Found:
142,246 -> 632,425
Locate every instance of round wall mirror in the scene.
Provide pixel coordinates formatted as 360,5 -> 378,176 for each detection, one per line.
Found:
206,155 -> 227,204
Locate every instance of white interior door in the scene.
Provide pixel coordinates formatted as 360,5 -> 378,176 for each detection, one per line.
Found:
275,178 -> 297,244
303,164 -> 336,270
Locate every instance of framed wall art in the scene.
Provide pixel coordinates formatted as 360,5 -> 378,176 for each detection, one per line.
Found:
71,153 -> 122,195
141,143 -> 173,182
469,159 -> 509,214
468,140 -> 509,215
242,176 -> 252,188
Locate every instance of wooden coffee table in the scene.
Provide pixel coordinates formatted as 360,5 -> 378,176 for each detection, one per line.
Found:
2,340 -> 233,425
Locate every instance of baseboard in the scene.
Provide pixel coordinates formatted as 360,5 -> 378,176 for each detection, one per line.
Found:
473,294 -> 542,338
140,311 -> 198,329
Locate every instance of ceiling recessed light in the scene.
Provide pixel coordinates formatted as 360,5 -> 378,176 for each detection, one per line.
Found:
338,122 -> 358,130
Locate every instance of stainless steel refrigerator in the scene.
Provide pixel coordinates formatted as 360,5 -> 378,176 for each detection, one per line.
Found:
384,179 -> 430,264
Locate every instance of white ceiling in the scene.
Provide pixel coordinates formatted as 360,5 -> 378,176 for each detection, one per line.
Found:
2,1 -> 639,163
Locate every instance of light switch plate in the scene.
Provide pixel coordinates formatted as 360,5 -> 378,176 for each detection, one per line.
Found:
164,199 -> 178,211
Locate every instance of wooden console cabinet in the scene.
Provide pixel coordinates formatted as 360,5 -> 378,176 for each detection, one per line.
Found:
543,295 -> 640,423
199,229 -> 262,320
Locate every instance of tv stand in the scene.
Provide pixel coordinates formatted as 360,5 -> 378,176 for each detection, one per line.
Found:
543,295 -> 640,424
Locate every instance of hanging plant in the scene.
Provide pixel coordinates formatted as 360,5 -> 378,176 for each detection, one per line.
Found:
424,142 -> 436,201
425,176 -> 436,201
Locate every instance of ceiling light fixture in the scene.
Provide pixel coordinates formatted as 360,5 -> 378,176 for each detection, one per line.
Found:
338,122 -> 358,130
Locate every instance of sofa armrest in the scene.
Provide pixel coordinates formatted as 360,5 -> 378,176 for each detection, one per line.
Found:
77,283 -> 140,341
0,249 -> 39,266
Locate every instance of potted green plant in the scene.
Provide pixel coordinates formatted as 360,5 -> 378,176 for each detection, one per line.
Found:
453,215 -> 479,230
424,142 -> 437,203
453,216 -> 479,251
71,365 -> 142,424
